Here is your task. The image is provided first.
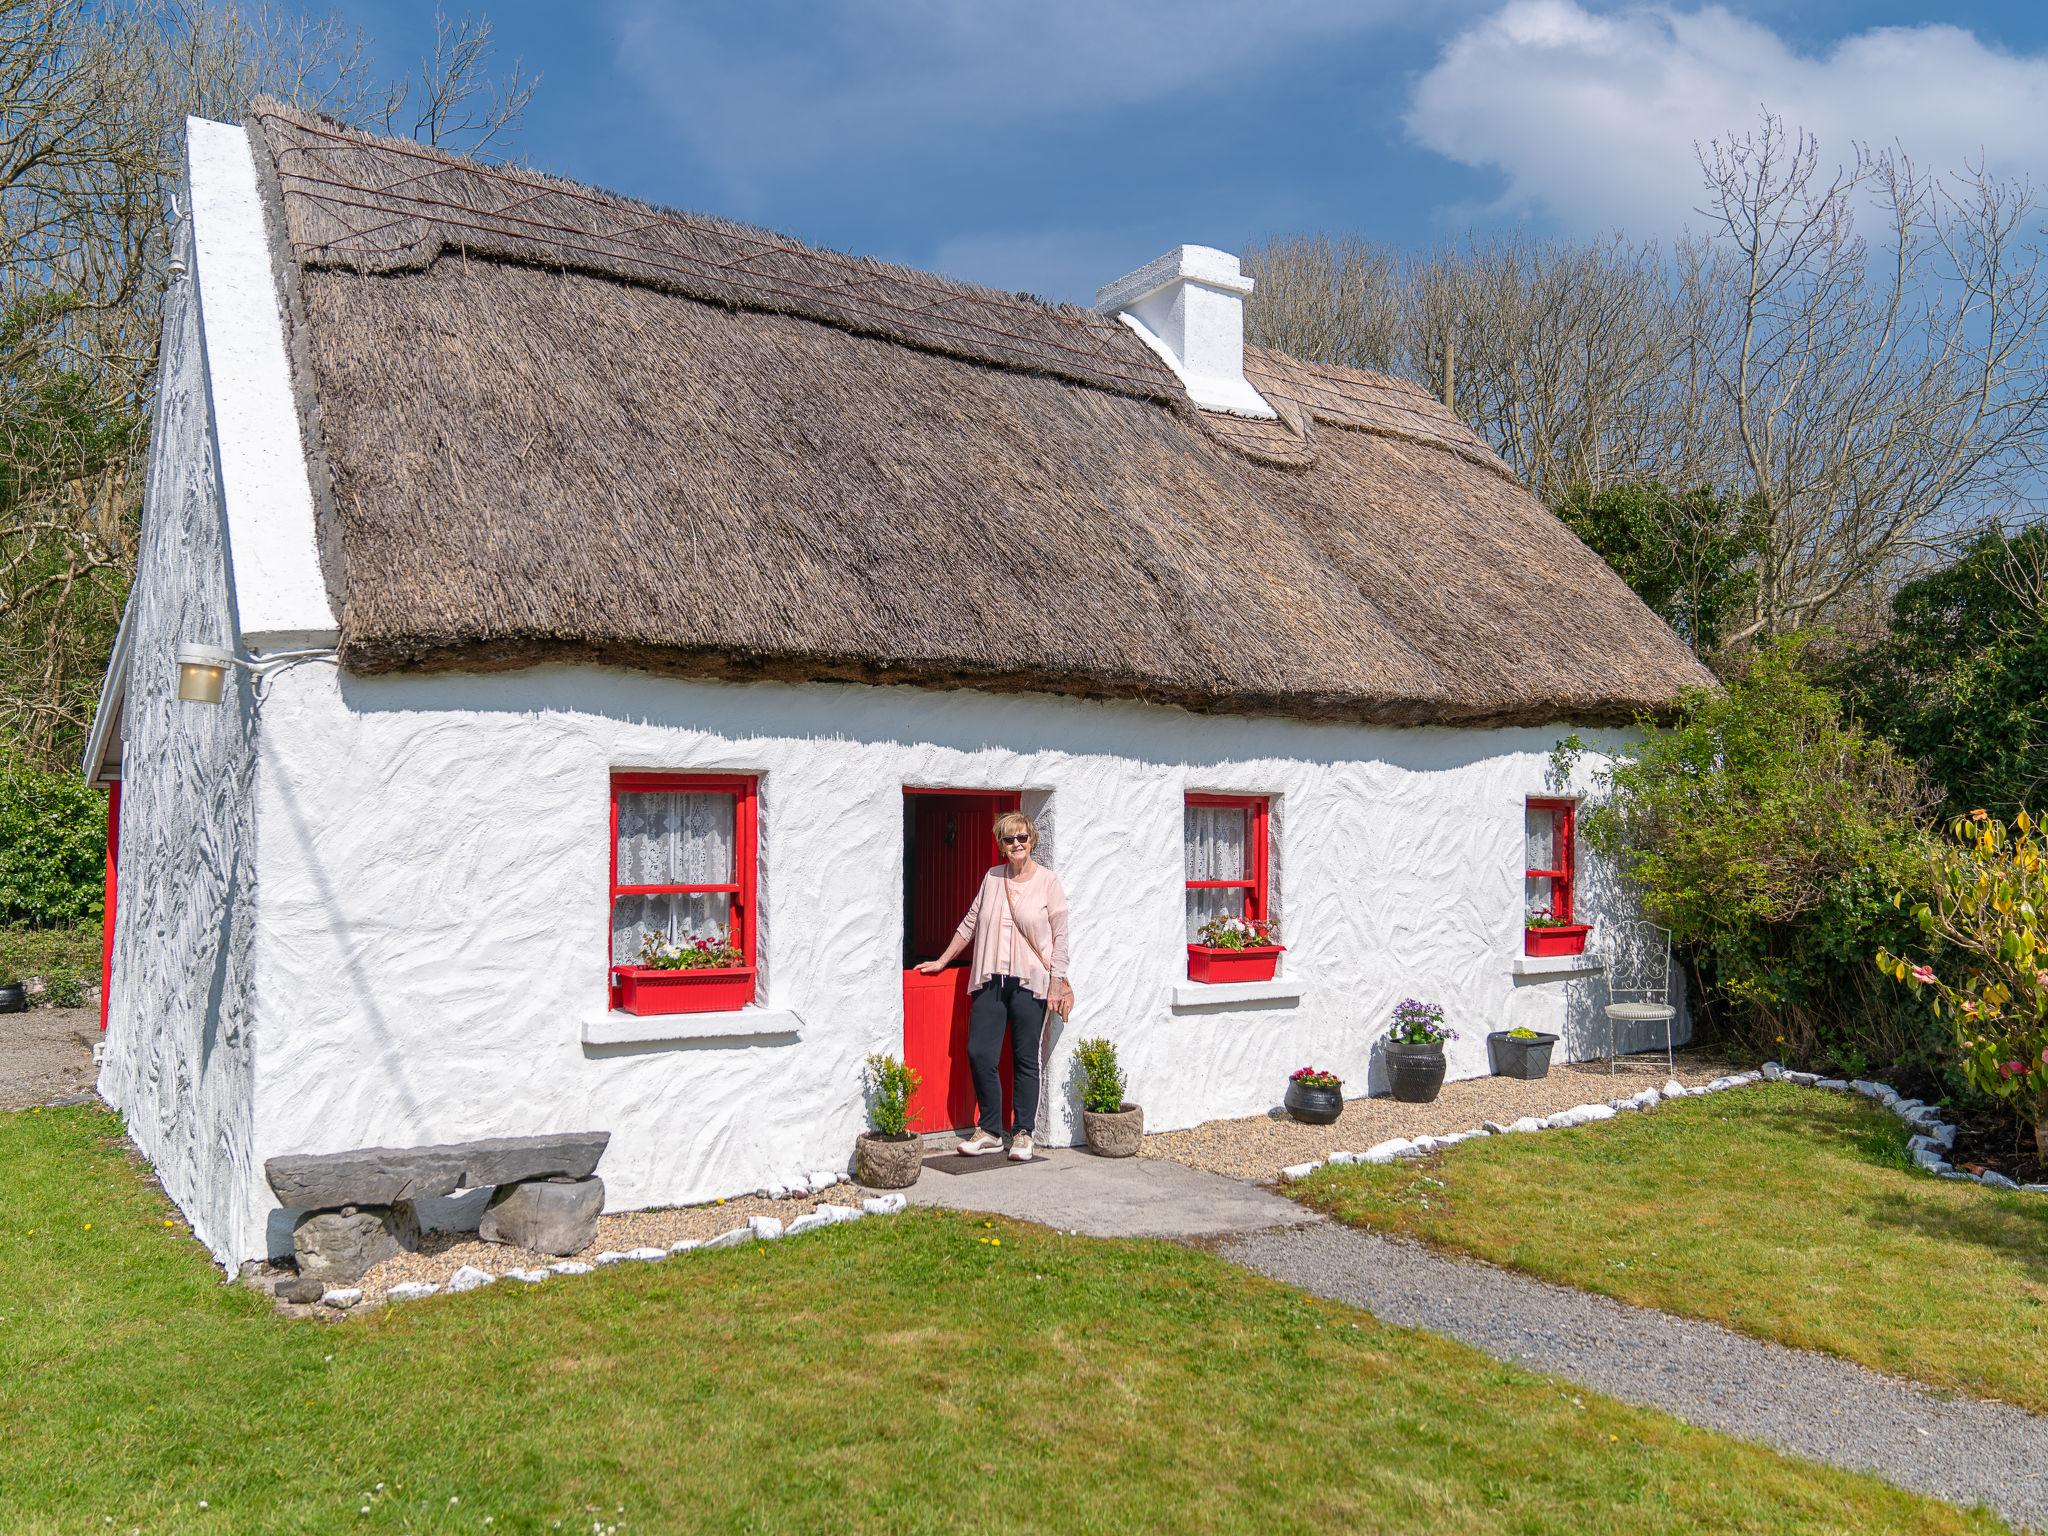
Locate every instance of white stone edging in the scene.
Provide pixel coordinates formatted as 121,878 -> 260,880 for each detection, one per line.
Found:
328,1191 -> 909,1310
1277,1065 -> 2048,1195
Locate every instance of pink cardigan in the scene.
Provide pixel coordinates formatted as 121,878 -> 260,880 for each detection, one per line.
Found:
954,865 -> 1069,1000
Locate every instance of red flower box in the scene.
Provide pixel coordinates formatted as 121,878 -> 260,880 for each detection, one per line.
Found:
1187,944 -> 1285,984
1523,924 -> 1590,958
613,965 -> 757,1015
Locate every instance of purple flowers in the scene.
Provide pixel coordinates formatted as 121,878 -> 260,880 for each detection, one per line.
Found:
1389,996 -> 1455,1046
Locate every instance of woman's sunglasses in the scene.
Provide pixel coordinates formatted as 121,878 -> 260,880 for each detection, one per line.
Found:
998,832 -> 1032,845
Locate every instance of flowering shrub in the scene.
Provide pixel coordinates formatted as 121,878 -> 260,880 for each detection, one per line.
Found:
637,929 -> 743,970
1877,808 -> 2048,1156
1289,1066 -> 1341,1091
863,1053 -> 922,1137
1195,914 -> 1278,950
1388,997 -> 1455,1046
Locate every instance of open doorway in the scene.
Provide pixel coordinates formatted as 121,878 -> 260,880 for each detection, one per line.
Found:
901,789 -> 1019,1134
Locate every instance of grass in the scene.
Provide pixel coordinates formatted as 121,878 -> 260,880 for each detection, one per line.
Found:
1293,1084 -> 2048,1415
0,1106 -> 2012,1536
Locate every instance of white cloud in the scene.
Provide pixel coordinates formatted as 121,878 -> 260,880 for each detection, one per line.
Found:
614,0 -> 1411,211
1406,2 -> 2048,237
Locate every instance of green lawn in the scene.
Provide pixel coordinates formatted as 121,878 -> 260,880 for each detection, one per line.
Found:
1293,1084 -> 2048,1415
0,1106 -> 2010,1535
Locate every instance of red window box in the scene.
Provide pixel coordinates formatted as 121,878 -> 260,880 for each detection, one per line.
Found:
613,964 -> 757,1015
1523,924 -> 1590,958
1187,944 -> 1285,984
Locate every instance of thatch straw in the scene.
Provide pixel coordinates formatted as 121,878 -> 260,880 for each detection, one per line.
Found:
250,102 -> 1713,727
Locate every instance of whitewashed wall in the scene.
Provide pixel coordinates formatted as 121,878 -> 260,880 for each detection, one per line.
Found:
226,662 -> 1683,1262
96,218 -> 265,1271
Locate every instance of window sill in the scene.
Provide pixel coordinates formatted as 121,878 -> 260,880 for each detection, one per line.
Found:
1511,950 -> 1605,980
582,1007 -> 803,1046
1170,978 -> 1304,1010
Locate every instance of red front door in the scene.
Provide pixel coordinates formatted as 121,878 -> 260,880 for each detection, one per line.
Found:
902,790 -> 1018,1134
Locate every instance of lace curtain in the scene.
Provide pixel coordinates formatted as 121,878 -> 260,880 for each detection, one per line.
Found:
1185,804 -> 1250,940
1525,803 -> 1560,917
612,790 -> 737,964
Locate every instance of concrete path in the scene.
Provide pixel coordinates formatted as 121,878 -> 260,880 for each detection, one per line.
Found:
1225,1220 -> 2048,1533
904,1148 -> 1317,1240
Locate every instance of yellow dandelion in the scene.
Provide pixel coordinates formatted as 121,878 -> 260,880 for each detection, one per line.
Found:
83,1223 -> 91,1231
991,1238 -> 1000,1247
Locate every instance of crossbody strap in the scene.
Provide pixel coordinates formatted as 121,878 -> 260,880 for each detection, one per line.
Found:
999,871 -> 1065,1019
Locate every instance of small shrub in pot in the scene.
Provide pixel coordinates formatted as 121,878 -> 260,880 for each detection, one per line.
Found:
1074,1036 -> 1143,1156
1383,997 -> 1455,1103
1487,1025 -> 1558,1080
854,1053 -> 924,1189
1284,1066 -> 1344,1125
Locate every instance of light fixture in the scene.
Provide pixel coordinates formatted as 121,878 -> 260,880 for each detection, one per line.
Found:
176,643 -> 233,704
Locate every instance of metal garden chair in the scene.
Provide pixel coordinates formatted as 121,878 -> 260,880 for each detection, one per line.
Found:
1602,918 -> 1678,1074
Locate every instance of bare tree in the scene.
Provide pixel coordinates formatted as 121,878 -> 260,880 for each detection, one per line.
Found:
1242,233 -> 1402,375
369,8 -> 535,159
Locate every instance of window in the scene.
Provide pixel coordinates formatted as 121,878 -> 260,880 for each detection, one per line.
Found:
1524,798 -> 1576,924
609,773 -> 757,1006
1185,793 -> 1270,940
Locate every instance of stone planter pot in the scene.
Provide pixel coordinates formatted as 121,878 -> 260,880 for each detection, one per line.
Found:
1384,1041 -> 1447,1103
1082,1103 -> 1144,1157
0,981 -> 25,1014
1488,1030 -> 1557,1080
1283,1080 -> 1344,1125
853,1131 -> 923,1189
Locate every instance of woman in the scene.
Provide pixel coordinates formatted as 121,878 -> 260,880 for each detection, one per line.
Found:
916,810 -> 1073,1161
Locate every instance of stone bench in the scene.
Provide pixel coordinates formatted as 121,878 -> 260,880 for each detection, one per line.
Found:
266,1132 -> 610,1284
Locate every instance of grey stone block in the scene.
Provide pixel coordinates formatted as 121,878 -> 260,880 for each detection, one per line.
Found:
275,1275 -> 326,1304
293,1206 -> 406,1284
477,1176 -> 604,1256
458,1133 -> 610,1188
267,1146 -> 466,1208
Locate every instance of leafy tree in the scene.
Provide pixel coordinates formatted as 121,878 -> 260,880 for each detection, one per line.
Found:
1552,482 -> 1761,659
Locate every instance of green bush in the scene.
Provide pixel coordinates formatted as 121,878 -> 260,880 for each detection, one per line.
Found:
0,922 -> 100,1002
1074,1037 -> 1128,1114
862,1053 -> 921,1137
0,754 -> 106,928
1570,640 -> 1941,1078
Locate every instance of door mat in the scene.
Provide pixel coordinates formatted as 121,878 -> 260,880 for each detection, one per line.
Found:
922,1151 -> 1059,1176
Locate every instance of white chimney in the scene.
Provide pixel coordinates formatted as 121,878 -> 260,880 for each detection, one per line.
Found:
1094,245 -> 1275,419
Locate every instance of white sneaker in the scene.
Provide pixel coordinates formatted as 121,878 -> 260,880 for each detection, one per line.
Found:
1008,1133 -> 1036,1162
956,1130 -> 1003,1156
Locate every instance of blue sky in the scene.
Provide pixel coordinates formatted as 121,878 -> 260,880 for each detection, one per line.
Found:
326,1 -> 2048,305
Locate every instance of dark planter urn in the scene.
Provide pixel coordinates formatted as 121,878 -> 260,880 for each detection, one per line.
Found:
853,1131 -> 923,1190
1488,1030 -> 1558,1080
1081,1103 -> 1145,1157
1283,1080 -> 1344,1125
1384,1040 -> 1447,1103
0,981 -> 25,1015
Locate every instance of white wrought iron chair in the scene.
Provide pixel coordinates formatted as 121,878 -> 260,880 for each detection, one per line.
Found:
1603,918 -> 1677,1074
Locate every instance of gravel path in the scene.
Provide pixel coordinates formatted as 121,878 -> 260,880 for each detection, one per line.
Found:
1224,1220 -> 2048,1532
0,1007 -> 99,1110
1143,1049 -> 1737,1180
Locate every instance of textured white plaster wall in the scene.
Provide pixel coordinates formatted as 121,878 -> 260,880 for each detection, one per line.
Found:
232,661 -> 1684,1262
96,216 -> 263,1272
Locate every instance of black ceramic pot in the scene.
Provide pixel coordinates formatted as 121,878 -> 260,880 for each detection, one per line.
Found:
1284,1080 -> 1344,1125
1488,1031 -> 1558,1080
0,981 -> 25,1015
1384,1041 -> 1447,1103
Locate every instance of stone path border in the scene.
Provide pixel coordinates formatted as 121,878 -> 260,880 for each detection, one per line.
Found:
1224,1220 -> 2048,1533
1275,1063 -> 2048,1195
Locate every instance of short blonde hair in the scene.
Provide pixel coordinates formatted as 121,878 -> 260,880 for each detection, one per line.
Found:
993,810 -> 1036,850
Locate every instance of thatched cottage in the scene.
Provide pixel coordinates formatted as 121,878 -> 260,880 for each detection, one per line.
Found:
86,104 -> 1711,1269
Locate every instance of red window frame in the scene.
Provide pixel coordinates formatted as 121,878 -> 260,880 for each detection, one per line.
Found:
607,772 -> 758,1008
1525,797 -> 1576,924
1185,792 -> 1271,929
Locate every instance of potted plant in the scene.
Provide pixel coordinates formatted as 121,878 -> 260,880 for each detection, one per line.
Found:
1283,1066 -> 1344,1124
854,1053 -> 924,1188
1524,909 -> 1591,958
612,927 -> 756,1015
1488,1025 -> 1558,1080
1074,1037 -> 1143,1156
1188,913 -> 1284,984
1383,997 -> 1455,1103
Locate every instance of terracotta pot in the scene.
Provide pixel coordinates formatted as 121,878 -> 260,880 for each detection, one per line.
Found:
1384,1041 -> 1447,1103
854,1131 -> 923,1189
1082,1103 -> 1144,1157
1284,1080 -> 1343,1124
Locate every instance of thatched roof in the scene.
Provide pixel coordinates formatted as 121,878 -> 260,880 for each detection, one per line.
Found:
249,102 -> 1712,727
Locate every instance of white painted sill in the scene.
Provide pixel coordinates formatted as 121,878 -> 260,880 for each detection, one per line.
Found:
1170,978 -> 1304,1010
582,1007 -> 804,1046
1511,950 -> 1606,980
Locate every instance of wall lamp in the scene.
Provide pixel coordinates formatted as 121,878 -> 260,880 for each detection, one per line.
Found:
176,642 -> 338,704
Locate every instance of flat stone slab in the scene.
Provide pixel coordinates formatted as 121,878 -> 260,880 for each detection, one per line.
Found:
906,1149 -> 1317,1240
266,1132 -> 609,1209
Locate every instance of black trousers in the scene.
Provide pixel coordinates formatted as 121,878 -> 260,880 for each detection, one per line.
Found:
967,975 -> 1047,1137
